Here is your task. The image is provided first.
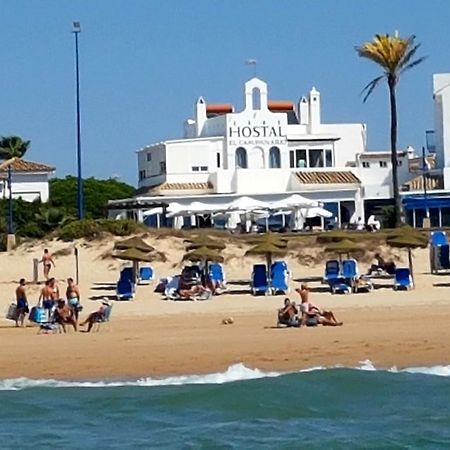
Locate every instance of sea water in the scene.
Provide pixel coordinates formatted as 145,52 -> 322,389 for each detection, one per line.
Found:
0,362 -> 449,449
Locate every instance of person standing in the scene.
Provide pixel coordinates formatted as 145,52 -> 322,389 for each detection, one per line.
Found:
40,249 -> 55,280
15,278 -> 29,327
66,278 -> 81,321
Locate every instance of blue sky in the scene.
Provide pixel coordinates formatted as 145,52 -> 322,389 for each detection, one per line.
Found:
1,0 -> 449,186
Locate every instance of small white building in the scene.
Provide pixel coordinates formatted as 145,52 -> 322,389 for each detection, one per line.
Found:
0,159 -> 55,202
110,77 -> 418,228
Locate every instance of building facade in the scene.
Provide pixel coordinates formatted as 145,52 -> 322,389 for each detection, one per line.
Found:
110,78 -> 418,228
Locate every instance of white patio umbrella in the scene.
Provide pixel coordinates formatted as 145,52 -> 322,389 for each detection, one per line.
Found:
269,194 -> 318,210
226,196 -> 270,212
301,206 -> 333,219
143,207 -> 163,217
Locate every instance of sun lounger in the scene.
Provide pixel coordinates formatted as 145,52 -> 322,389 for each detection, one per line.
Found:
354,275 -> 374,293
393,268 -> 413,290
342,259 -> 359,291
431,231 -> 448,247
120,267 -> 133,282
324,259 -> 341,286
251,264 -> 271,296
271,261 -> 290,295
329,276 -> 352,294
116,278 -> 134,300
164,276 -> 181,300
139,266 -> 154,285
209,263 -> 226,285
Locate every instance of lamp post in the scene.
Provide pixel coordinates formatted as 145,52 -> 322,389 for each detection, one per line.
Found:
7,164 -> 13,234
422,146 -> 430,220
73,21 -> 84,220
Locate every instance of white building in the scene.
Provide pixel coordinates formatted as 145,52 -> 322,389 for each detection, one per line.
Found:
0,159 -> 55,202
110,77 -> 418,228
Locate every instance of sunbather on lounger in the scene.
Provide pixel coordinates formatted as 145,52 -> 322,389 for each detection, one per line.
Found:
54,299 -> 77,332
277,298 -> 300,327
295,285 -> 343,327
367,253 -> 396,275
178,284 -> 211,300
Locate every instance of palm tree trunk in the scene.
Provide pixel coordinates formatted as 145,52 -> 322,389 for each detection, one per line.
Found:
408,248 -> 414,284
388,76 -> 402,227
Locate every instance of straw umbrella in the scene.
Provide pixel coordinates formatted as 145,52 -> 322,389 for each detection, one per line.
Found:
182,246 -> 224,284
114,236 -> 154,253
247,232 -> 288,248
113,247 -> 156,284
245,242 -> 288,274
316,230 -> 359,244
324,239 -> 362,261
183,235 -> 226,250
386,234 -> 428,282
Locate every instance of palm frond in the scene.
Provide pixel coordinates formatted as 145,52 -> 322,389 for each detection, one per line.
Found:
361,75 -> 385,102
399,56 -> 427,75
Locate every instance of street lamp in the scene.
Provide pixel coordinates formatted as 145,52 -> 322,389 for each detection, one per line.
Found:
422,146 -> 430,220
73,21 -> 84,220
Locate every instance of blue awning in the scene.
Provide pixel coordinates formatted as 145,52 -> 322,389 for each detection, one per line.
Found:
402,195 -> 450,210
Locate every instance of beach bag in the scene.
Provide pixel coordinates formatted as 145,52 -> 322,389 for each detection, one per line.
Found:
6,303 -> 18,321
29,306 -> 47,324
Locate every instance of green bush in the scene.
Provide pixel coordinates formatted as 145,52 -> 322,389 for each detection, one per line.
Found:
57,219 -> 145,241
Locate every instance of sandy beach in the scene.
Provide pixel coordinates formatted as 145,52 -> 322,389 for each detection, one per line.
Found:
0,235 -> 449,380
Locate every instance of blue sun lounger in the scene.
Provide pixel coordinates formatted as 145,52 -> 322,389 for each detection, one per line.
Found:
271,261 -> 290,295
209,263 -> 225,285
329,276 -> 352,294
324,259 -> 340,284
116,278 -> 134,300
139,266 -> 154,284
251,264 -> 271,296
394,268 -> 413,290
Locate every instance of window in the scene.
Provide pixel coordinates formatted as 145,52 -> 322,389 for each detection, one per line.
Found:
379,161 -> 387,168
269,146 -> 281,168
252,87 -> 261,110
235,147 -> 248,169
325,149 -> 333,167
159,161 -> 166,174
362,161 -> 370,168
217,152 -> 221,168
139,170 -> 146,181
200,166 -> 208,171
192,166 -> 208,172
289,149 -> 307,168
146,153 -> 152,162
192,166 -> 200,172
309,149 -> 324,168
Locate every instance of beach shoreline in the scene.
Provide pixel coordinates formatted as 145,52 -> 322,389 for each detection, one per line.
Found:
1,305 -> 449,381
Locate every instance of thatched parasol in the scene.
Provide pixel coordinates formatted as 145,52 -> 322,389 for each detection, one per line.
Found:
114,236 -> 154,253
324,239 -> 362,261
246,232 -> 288,248
245,242 -> 288,273
182,246 -> 225,263
183,235 -> 226,250
386,234 -> 428,281
386,226 -> 428,245
316,230 -> 359,244
113,247 -> 156,284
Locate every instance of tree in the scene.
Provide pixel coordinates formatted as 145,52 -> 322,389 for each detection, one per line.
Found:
356,33 -> 425,227
0,136 -> 30,235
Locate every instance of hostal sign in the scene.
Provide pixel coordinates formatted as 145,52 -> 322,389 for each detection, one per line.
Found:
228,125 -> 286,146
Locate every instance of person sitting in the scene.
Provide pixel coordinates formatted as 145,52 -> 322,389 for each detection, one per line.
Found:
277,298 -> 300,327
54,299 -> 78,332
178,282 -> 211,300
367,253 -> 396,275
367,215 -> 381,232
80,301 -> 109,332
295,285 -> 343,327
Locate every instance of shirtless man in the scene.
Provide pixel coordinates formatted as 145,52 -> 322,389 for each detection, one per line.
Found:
277,298 -> 300,327
66,278 -> 81,320
15,278 -> 29,327
39,279 -> 56,321
296,285 -> 343,327
40,249 -> 55,280
54,299 -> 77,332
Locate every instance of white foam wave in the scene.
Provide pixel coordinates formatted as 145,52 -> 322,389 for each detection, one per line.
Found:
1,361 -> 450,391
0,363 -> 282,391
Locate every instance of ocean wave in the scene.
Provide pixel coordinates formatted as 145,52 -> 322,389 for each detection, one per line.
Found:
1,361 -> 450,391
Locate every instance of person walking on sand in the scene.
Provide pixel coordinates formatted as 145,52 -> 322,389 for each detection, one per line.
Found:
295,284 -> 343,327
40,249 -> 55,280
66,278 -> 81,321
39,279 -> 55,321
15,278 -> 29,327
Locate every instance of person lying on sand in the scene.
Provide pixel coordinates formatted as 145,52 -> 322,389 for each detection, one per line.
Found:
295,285 -> 343,327
277,298 -> 300,327
80,301 -> 109,332
54,299 -> 77,332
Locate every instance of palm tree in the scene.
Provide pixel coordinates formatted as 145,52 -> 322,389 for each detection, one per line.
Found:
356,33 -> 425,227
0,136 -> 30,235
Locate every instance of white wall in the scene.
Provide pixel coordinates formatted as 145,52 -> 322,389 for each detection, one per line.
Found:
3,173 -> 50,202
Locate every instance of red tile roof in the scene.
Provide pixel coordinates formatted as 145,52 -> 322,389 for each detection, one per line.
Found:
136,181 -> 213,196
0,159 -> 55,173
295,171 -> 360,184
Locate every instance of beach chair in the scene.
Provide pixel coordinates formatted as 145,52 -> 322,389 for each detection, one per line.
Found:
208,263 -> 227,293
120,267 -> 133,282
138,266 -> 154,285
324,260 -> 340,284
116,278 -> 134,300
342,259 -> 359,291
328,276 -> 352,294
393,268 -> 413,290
164,275 -> 181,300
431,231 -> 448,247
93,304 -> 113,332
271,261 -> 290,295
251,264 -> 271,296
